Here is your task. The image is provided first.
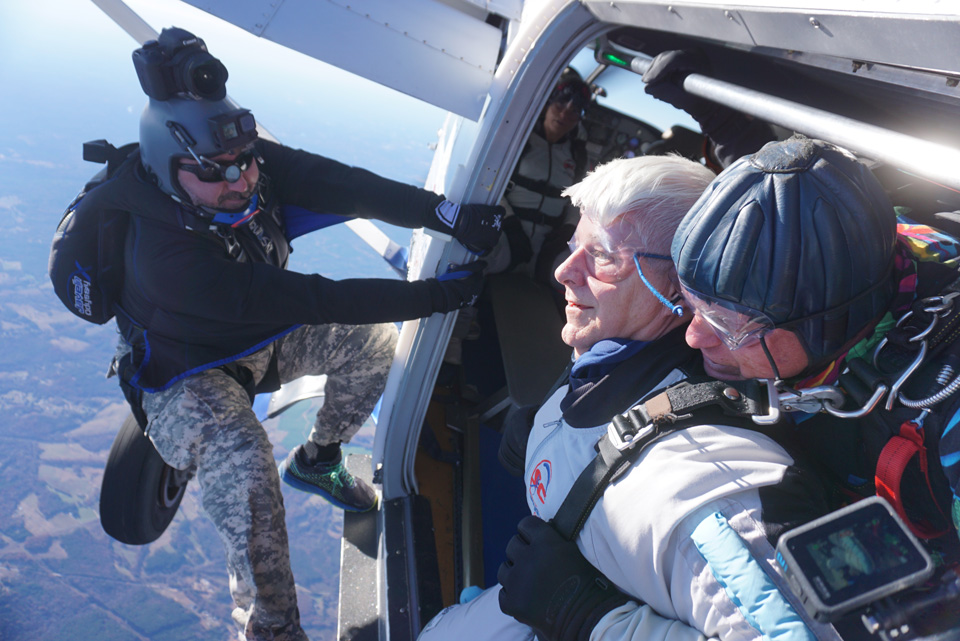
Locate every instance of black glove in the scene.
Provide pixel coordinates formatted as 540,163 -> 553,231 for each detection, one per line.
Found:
430,200 -> 504,255
502,215 -> 534,269
498,516 -> 632,641
427,260 -> 486,313
642,49 -> 718,122
642,49 -> 774,166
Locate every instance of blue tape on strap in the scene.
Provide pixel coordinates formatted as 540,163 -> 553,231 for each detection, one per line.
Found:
438,269 -> 469,281
691,512 -> 815,641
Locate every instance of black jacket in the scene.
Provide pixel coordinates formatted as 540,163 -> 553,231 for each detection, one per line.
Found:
93,139 -> 449,391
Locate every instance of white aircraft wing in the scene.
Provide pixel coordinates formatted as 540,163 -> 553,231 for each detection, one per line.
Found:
178,0 -> 510,121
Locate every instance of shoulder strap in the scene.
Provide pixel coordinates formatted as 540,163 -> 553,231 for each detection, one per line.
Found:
551,378 -> 769,540
571,137 -> 588,180
509,173 -> 566,199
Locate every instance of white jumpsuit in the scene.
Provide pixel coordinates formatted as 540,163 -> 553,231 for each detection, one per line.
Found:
420,380 -> 837,641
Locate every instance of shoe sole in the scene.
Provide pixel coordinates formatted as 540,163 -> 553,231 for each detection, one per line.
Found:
278,459 -> 378,513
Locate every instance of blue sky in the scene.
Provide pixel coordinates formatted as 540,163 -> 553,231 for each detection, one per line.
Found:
0,0 -> 694,186
0,0 -> 450,190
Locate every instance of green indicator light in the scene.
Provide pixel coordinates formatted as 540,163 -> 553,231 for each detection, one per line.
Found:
604,53 -> 628,66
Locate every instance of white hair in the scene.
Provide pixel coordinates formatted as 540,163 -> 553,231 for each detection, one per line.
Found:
563,155 -> 716,262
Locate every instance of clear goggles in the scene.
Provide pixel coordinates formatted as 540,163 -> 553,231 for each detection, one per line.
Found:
681,285 -> 777,350
567,236 -> 683,316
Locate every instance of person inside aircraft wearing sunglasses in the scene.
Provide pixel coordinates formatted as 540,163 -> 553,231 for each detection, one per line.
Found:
420,153 -> 723,640
493,136 -> 904,641
486,68 -> 592,285
94,27 -> 503,641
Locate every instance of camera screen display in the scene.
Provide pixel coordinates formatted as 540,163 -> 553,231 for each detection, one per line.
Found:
221,121 -> 239,141
782,499 -> 932,608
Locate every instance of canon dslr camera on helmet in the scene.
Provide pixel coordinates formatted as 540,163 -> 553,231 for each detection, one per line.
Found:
133,27 -> 228,101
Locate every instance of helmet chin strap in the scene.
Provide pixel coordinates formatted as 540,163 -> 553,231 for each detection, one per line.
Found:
759,335 -> 782,381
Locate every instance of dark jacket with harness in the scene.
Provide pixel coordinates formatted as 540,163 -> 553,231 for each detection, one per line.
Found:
506,122 -> 587,228
98,139 -> 448,393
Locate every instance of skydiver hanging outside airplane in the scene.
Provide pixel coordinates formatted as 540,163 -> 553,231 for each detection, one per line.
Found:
70,27 -> 503,641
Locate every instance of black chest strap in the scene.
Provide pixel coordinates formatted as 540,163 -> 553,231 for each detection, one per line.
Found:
551,378 -> 770,540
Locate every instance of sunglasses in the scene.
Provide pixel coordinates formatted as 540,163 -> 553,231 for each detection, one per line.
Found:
551,84 -> 590,112
179,149 -> 258,184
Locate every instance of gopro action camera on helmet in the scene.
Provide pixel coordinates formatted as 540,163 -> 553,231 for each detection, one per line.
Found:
775,496 -> 934,623
133,27 -> 228,101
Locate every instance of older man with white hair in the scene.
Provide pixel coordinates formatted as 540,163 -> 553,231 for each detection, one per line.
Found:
419,153 -> 719,641
496,137 -> 902,641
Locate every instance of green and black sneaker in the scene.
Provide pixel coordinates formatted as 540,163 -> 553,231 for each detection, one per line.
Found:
279,445 -> 377,512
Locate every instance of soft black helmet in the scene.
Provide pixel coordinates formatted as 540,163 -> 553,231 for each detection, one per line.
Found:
138,96 -> 258,201
672,135 -> 898,366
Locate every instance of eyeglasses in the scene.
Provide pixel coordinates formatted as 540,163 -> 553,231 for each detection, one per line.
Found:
179,148 -> 258,184
567,237 -> 635,283
566,237 -> 683,316
682,285 -> 776,350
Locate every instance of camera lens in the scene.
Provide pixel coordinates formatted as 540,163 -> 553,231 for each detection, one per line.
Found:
184,55 -> 228,101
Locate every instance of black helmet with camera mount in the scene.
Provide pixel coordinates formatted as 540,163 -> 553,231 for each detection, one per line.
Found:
139,96 -> 258,203
134,27 -> 259,205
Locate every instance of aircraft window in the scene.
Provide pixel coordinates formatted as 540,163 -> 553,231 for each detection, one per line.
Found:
567,48 -> 698,134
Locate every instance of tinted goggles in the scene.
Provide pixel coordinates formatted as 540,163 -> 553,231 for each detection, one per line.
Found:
551,84 -> 590,111
179,148 -> 258,184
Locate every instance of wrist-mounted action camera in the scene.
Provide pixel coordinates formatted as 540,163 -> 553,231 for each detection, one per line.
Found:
775,496 -> 935,624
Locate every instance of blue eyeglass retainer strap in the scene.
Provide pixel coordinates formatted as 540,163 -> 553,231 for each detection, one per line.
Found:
633,252 -> 684,317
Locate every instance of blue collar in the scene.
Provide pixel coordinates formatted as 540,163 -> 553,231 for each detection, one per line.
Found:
569,338 -> 648,390
210,193 -> 260,227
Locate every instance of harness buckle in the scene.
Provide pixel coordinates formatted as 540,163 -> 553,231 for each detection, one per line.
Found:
605,420 -> 656,452
751,379 -> 782,425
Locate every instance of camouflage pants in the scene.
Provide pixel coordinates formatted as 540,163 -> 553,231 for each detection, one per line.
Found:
140,322 -> 398,641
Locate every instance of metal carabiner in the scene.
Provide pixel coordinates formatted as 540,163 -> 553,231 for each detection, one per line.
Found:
777,385 -> 847,414
823,383 -> 888,419
885,340 -> 928,410
921,291 -> 960,315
